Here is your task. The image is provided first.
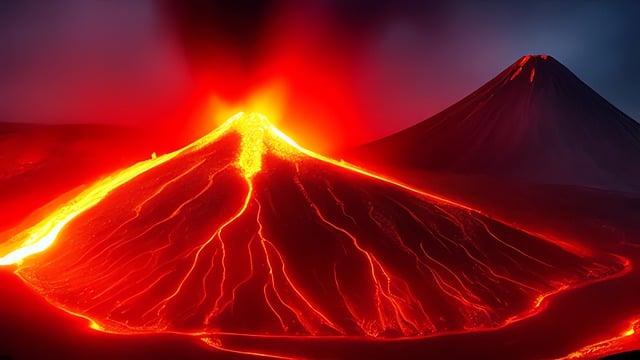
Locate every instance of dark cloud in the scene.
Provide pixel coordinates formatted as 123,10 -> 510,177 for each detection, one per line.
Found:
166,0 -> 279,67
169,0 -> 640,123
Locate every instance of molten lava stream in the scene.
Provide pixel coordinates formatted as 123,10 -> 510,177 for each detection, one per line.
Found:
560,317 -> 640,359
0,112 -> 628,357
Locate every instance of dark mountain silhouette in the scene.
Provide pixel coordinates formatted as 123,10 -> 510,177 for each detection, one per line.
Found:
351,55 -> 640,192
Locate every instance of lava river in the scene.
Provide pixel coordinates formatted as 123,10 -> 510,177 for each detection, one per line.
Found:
0,113 -> 626,349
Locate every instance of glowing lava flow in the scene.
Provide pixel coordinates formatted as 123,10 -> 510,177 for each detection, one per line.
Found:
561,317 -> 640,359
0,116 -> 238,266
0,112 -> 581,266
0,113 -> 626,353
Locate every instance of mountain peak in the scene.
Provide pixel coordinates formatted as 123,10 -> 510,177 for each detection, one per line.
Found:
191,112 -> 303,178
508,54 -> 560,83
352,54 -> 640,191
517,54 -> 551,63
225,112 -> 299,178
224,111 -> 281,136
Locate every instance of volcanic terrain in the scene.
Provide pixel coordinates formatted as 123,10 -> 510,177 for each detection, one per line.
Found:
0,113 -> 624,347
352,55 -> 640,192
0,122 -> 154,232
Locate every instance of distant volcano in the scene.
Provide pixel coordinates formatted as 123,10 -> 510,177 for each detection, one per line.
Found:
351,55 -> 640,192
0,113 -> 622,339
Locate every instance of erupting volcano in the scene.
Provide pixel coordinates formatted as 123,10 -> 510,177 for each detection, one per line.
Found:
0,113 -> 625,348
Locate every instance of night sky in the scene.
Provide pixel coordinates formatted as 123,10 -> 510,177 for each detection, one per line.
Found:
1,0 -> 638,150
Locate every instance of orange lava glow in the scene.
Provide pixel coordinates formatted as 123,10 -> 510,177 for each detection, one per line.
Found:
0,112 -> 628,358
561,317 -> 640,359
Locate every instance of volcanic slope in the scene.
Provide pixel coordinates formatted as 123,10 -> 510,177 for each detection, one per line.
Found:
352,55 -> 640,192
0,123 -> 151,232
0,113 -> 624,338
